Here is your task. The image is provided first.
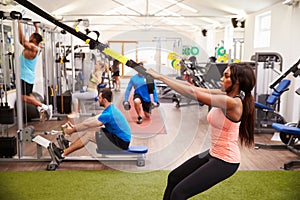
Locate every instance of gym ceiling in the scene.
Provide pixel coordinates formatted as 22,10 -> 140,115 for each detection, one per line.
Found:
2,0 -> 282,34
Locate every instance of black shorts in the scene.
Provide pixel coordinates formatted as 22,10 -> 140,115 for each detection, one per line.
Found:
21,79 -> 33,96
112,71 -> 120,77
133,94 -> 152,113
95,128 -> 130,151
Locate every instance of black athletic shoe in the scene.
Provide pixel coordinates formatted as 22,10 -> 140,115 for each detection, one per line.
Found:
51,143 -> 64,160
57,135 -> 70,149
137,116 -> 143,124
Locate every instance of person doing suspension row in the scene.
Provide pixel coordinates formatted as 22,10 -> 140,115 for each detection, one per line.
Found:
147,62 -> 256,200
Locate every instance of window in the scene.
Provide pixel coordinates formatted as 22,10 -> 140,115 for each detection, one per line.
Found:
254,11 -> 271,48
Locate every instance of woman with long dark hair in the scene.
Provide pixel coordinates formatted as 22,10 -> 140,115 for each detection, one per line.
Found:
147,62 -> 256,200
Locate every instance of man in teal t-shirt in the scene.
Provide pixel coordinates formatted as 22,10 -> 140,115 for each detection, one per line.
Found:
18,20 -> 52,121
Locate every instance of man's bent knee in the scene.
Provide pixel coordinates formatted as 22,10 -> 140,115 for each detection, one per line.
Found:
79,131 -> 96,145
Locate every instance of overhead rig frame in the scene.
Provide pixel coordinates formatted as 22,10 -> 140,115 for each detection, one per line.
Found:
13,0 -> 154,93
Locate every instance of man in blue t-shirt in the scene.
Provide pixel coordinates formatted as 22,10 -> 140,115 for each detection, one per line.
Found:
124,63 -> 159,124
49,88 -> 131,159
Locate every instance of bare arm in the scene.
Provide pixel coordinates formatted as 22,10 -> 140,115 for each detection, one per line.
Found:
168,75 -> 224,95
33,22 -> 39,33
147,69 -> 238,110
34,22 -> 43,53
18,20 -> 38,52
64,117 -> 102,135
18,20 -> 26,45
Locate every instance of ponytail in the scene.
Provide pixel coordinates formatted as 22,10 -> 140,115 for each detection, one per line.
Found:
239,92 -> 255,147
229,62 -> 256,147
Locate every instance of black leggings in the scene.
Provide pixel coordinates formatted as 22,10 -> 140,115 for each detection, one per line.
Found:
163,150 -> 239,200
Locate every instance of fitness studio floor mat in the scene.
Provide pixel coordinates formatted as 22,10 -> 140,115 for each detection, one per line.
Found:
118,98 -> 167,135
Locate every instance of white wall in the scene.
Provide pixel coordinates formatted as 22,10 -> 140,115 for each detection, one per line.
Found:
103,29 -> 209,76
244,2 -> 300,122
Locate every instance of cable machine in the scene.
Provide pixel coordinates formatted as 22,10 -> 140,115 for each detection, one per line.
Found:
251,52 -> 284,133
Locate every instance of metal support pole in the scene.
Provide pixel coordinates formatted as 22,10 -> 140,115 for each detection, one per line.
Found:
1,18 -> 8,104
13,19 -> 24,158
51,31 -> 57,113
71,35 -> 75,93
42,29 -> 49,105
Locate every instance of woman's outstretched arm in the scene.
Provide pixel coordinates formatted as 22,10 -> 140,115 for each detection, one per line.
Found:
146,69 -> 239,110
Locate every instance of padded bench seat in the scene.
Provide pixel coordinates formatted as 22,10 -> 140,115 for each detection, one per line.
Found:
272,122 -> 300,170
95,131 -> 148,167
272,123 -> 300,135
96,146 -> 148,154
96,146 -> 148,167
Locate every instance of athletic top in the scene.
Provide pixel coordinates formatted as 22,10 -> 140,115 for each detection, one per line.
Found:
20,46 -> 40,84
87,71 -> 102,91
89,76 -> 98,84
125,74 -> 158,103
111,64 -> 119,73
98,104 -> 131,142
207,107 -> 241,163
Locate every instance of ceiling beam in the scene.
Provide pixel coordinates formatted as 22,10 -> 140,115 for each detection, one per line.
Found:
59,13 -> 235,18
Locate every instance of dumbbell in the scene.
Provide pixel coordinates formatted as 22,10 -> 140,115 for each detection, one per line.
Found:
123,101 -> 131,110
151,102 -> 160,110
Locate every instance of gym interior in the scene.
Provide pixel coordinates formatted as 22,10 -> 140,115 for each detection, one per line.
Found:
0,0 -> 299,199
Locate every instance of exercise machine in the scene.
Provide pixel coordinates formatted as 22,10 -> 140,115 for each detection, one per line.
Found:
251,52 -> 285,132
156,56 -> 227,108
254,58 -> 300,133
255,59 -> 300,169
170,58 -> 206,108
251,52 -> 283,100
254,79 -> 290,133
32,128 -> 148,171
2,0 -> 153,168
256,89 -> 300,170
14,0 -> 155,92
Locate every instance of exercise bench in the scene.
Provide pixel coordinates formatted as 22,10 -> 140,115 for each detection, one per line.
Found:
95,132 -> 148,167
254,79 -> 291,132
272,122 -> 300,170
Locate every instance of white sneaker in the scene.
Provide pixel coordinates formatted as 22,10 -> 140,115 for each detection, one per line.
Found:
39,109 -> 47,122
46,105 -> 53,120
